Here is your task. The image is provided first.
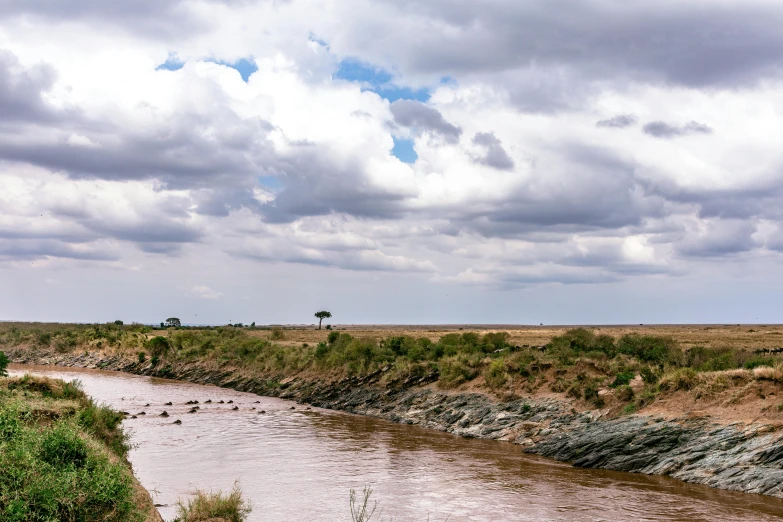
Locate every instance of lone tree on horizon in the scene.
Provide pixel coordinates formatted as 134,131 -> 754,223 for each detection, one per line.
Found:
314,311 -> 332,330
165,317 -> 181,327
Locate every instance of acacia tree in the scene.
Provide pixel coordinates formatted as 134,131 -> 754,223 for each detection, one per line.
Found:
165,317 -> 181,327
314,311 -> 332,330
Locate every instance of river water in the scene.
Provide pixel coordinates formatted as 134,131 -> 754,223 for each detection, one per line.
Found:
9,364 -> 783,521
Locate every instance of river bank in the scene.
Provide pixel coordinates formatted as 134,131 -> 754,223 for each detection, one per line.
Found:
7,347 -> 783,502
0,372 -> 162,521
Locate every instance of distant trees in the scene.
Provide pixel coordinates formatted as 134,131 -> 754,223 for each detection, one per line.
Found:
113,320 -> 123,326
165,318 -> 181,328
314,311 -> 332,330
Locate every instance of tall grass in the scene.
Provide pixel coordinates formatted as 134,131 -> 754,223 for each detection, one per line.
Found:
174,483 -> 251,522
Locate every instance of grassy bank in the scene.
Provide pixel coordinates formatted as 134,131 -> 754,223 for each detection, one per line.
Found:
0,373 -> 160,521
3,322 -> 783,422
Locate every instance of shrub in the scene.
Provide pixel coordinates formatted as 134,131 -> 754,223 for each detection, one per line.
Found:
137,352 -> 146,363
0,350 -> 8,376
583,381 -> 604,408
437,357 -> 477,388
482,332 -> 511,352
640,366 -> 658,385
270,327 -> 285,340
40,424 -> 89,469
151,355 -> 160,366
484,359 -> 507,388
327,331 -> 340,345
113,320 -> 123,326
146,336 -> 170,357
610,371 -> 635,388
616,385 -> 635,402
660,368 -> 698,391
314,341 -> 330,359
325,324 -> 332,330
616,334 -> 677,364
175,483 -> 251,522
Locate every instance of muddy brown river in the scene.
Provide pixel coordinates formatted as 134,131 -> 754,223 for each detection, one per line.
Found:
9,364 -> 783,521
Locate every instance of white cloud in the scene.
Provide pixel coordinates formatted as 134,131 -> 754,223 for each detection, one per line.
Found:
2,0 -> 783,322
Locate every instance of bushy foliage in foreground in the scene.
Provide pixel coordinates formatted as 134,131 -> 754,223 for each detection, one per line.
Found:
0,376 -> 144,521
174,483 -> 251,522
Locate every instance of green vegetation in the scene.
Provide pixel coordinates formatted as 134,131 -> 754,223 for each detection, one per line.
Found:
3,323 -> 783,416
0,375 -> 152,521
0,351 -> 8,376
174,483 -> 250,522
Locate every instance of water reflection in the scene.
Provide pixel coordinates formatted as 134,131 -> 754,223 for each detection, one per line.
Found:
9,364 -> 783,521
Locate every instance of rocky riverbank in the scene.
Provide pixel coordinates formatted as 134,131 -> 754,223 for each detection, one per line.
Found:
8,348 -> 783,500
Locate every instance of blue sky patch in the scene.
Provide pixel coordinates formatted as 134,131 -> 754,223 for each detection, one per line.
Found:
257,175 -> 284,191
156,55 -> 185,71
210,58 -> 258,82
335,58 -> 430,103
392,137 -> 418,164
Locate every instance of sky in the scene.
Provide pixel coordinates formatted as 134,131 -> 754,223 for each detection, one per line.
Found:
2,0 -> 783,325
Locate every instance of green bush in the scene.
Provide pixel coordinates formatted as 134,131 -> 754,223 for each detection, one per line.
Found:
146,336 -> 170,357
484,359 -> 507,388
0,351 -> 8,377
437,357 -> 477,388
616,334 -> 677,364
610,371 -> 635,388
40,424 -> 89,469
640,367 -> 659,385
327,331 -> 340,345
137,352 -> 146,363
270,327 -> 285,340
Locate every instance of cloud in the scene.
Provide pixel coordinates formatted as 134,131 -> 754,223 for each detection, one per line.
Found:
359,1 -> 783,89
0,50 -> 60,124
596,114 -> 637,128
676,220 -> 758,257
643,120 -> 713,139
189,285 -> 223,299
471,132 -> 514,170
390,99 -> 462,142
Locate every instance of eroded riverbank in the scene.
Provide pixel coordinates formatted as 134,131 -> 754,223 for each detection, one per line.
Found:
7,347 -> 783,506
10,363 -> 783,521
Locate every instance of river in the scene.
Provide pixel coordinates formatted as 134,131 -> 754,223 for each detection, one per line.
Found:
9,364 -> 783,521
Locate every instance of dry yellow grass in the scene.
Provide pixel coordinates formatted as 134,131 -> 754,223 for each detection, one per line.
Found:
245,323 -> 783,350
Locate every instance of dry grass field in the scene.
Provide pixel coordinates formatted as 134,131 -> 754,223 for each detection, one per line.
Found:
250,324 -> 783,350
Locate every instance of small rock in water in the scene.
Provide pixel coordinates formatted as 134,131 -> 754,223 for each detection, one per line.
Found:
160,411 -> 169,417
173,419 -> 182,425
